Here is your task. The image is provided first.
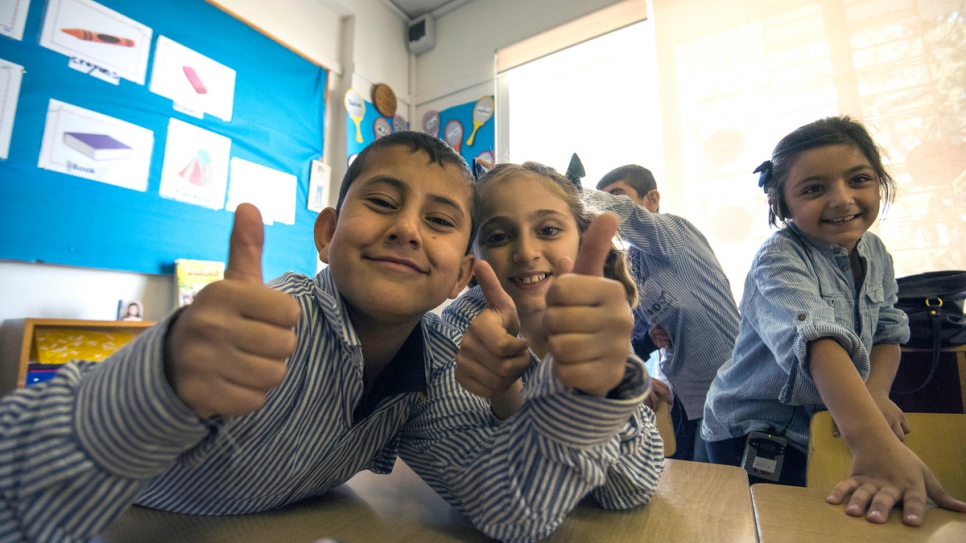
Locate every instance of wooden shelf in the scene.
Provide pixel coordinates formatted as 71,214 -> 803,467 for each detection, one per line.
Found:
0,318 -> 154,396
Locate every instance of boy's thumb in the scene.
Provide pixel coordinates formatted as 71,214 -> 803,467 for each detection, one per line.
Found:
572,213 -> 618,277
475,260 -> 520,336
225,203 -> 265,284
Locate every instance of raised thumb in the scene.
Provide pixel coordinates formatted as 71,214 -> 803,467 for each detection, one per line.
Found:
225,203 -> 265,284
474,260 -> 520,336
571,213 -> 618,277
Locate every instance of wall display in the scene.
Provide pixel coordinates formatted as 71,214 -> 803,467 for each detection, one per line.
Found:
465,95 -> 493,146
307,159 -> 330,213
149,36 -> 236,121
443,119 -> 463,153
0,0 -> 30,40
0,0 -> 327,278
421,109 -> 439,136
0,58 -> 24,159
344,88 -> 365,143
373,116 -> 390,140
371,83 -> 396,117
158,118 -> 231,209
38,99 -> 153,191
392,114 -> 407,133
435,96 -> 495,168
225,157 -> 297,226
40,0 -> 152,84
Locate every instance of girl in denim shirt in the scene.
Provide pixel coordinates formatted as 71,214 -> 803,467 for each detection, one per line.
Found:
701,116 -> 966,525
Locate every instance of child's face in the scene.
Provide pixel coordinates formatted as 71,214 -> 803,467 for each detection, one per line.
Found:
783,144 -> 881,252
317,146 -> 475,325
476,174 -> 581,316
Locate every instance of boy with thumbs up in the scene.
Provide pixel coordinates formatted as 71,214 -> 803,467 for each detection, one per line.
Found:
0,133 -> 661,543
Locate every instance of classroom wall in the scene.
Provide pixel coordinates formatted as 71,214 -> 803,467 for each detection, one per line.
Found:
0,0 -> 410,327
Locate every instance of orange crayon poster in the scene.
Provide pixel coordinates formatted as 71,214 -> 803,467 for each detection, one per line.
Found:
61,28 -> 135,47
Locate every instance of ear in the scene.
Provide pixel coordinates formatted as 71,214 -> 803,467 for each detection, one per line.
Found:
646,190 -> 661,213
448,253 -> 476,299
314,207 -> 338,264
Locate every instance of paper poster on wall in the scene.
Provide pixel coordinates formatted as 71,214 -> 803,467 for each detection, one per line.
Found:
158,118 -> 231,209
345,89 -> 365,144
437,96 -> 495,166
373,117 -> 391,140
39,0 -> 152,84
392,114 -> 408,133
421,110 -> 439,137
0,0 -> 31,40
307,159 -> 330,213
149,36 -> 236,122
38,99 -> 153,190
226,157 -> 296,226
0,58 -> 24,159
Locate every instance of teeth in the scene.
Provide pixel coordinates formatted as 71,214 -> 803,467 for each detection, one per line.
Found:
513,273 -> 548,285
826,214 -> 858,223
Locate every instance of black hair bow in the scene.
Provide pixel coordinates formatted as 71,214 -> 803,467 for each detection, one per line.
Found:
754,160 -> 773,191
566,153 -> 585,189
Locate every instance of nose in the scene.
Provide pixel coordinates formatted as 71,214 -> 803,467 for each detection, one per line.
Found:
828,180 -> 855,207
512,234 -> 539,264
386,210 -> 421,248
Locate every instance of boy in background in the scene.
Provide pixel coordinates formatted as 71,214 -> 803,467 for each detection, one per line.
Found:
0,133 -> 663,543
586,164 -> 740,462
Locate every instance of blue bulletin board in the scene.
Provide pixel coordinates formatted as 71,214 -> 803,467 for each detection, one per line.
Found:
0,0 -> 327,280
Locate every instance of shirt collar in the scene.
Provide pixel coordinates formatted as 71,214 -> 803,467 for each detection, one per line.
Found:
353,323 -> 427,421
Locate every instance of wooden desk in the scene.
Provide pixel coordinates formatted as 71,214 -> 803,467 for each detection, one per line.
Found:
97,459 -> 756,543
752,483 -> 966,543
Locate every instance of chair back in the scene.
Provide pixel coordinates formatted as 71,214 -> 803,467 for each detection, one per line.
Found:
807,411 -> 966,498
653,400 -> 676,458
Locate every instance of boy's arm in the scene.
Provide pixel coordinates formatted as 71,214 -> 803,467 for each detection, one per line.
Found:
810,339 -> 966,525
0,320 -> 211,542
580,189 -> 683,259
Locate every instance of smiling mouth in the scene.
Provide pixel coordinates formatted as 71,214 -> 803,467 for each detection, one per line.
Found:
368,256 -> 426,274
823,213 -> 861,224
510,272 -> 550,286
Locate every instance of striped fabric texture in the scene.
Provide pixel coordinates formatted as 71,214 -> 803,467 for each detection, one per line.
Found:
583,190 -> 741,421
701,225 -> 910,452
1,268 -> 663,543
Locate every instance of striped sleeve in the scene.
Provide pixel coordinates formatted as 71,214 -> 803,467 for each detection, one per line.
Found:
404,316 -> 664,543
0,318 -> 209,543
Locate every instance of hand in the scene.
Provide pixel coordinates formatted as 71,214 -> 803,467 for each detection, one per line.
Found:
545,213 -> 634,397
165,204 -> 301,419
648,324 -> 671,349
826,439 -> 966,525
869,391 -> 910,441
642,378 -> 672,411
454,260 -> 531,418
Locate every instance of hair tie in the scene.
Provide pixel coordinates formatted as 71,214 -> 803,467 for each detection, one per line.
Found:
753,160 -> 773,190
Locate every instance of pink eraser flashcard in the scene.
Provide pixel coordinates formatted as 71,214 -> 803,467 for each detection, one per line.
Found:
182,65 -> 207,94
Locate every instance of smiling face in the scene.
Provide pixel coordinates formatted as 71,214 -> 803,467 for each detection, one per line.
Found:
317,145 -> 475,327
783,144 -> 881,252
475,174 -> 581,316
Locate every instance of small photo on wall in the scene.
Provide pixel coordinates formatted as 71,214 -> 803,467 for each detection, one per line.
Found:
0,0 -> 31,40
38,99 -> 153,191
0,57 -> 25,159
150,36 -> 236,122
39,0 -> 152,84
158,118 -> 231,210
117,299 -> 143,321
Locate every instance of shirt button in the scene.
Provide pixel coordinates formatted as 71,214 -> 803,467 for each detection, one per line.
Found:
797,314 -> 806,321
841,265 -> 849,272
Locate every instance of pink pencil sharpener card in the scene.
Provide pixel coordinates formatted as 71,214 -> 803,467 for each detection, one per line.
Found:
183,66 -> 207,94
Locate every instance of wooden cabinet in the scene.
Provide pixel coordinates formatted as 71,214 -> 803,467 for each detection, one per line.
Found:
0,318 -> 154,396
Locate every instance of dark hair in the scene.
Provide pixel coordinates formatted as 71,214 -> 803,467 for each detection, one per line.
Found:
337,131 -> 479,251
475,161 -> 638,307
756,116 -> 896,227
596,165 -> 657,198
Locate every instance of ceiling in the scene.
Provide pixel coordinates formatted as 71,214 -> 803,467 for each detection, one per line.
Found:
386,0 -> 471,19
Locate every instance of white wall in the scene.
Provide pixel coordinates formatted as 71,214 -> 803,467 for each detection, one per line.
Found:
415,0 -> 626,112
0,0 -> 410,338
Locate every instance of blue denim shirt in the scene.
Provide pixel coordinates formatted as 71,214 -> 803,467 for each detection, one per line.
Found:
701,224 -> 909,452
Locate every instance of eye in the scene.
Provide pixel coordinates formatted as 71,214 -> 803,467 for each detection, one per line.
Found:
850,174 -> 874,186
427,215 -> 456,229
538,225 -> 561,237
366,196 -> 397,210
482,231 -> 510,246
800,184 -> 823,196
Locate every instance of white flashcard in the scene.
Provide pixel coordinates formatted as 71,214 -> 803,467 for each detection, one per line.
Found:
226,158 -> 297,226
307,159 -> 330,212
158,118 -> 231,210
0,58 -> 25,159
38,99 -> 153,190
0,0 -> 31,40
40,0 -> 152,85
150,36 -> 236,122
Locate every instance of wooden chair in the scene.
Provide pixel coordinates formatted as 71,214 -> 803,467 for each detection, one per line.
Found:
807,411 -> 966,498
652,399 -> 676,458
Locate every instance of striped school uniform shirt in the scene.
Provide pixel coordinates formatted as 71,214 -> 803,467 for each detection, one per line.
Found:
701,226 -> 909,452
1,267 -> 663,543
583,190 -> 741,421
